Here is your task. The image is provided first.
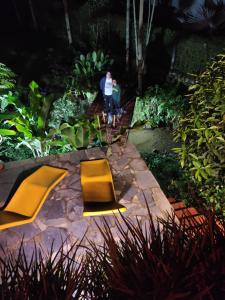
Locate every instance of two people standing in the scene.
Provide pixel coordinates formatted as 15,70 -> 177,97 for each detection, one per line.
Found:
100,71 -> 121,127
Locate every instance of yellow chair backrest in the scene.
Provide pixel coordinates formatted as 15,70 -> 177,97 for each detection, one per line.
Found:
81,159 -> 115,203
4,166 -> 68,218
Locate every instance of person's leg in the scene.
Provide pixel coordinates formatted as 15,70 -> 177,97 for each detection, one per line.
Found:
102,95 -> 107,123
114,100 -> 120,121
107,96 -> 114,125
113,114 -> 116,128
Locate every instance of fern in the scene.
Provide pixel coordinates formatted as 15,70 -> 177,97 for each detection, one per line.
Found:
0,63 -> 15,91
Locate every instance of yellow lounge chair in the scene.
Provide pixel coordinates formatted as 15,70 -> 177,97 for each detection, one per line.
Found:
80,159 -> 127,216
0,165 -> 68,230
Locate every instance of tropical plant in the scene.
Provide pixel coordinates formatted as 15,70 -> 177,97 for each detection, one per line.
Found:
28,80 -> 54,130
0,81 -> 56,158
72,50 -> 113,94
49,115 -> 104,150
174,52 -> 225,211
131,84 -> 186,128
0,63 -> 15,91
48,91 -> 87,129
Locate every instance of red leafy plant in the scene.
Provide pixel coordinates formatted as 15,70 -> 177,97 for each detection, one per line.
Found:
0,209 -> 225,299
85,210 -> 225,300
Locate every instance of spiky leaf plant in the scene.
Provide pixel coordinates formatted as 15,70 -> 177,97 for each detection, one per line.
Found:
0,209 -> 225,299
85,210 -> 225,299
0,240 -> 89,300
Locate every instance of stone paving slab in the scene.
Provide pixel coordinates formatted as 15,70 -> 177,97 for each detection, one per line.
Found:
0,142 -> 174,257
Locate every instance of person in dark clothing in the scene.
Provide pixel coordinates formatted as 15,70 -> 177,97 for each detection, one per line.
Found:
99,71 -> 113,124
112,79 -> 121,127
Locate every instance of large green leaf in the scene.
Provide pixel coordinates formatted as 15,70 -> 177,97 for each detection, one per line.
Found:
29,80 -> 39,92
0,112 -> 18,120
80,54 -> 85,61
92,51 -> 97,63
75,126 -> 84,148
37,116 -> 44,129
61,127 -> 76,147
0,128 -> 16,136
16,124 -> 33,138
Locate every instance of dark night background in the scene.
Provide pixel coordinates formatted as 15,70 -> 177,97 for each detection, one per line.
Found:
1,0 -> 225,87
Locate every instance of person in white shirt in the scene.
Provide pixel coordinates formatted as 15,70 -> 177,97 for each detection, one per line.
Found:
99,71 -> 113,124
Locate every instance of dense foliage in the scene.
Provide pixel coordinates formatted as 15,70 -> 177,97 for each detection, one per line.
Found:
48,91 -> 87,129
175,35 -> 225,74
141,151 -> 192,203
0,210 -> 225,299
0,75 -> 105,160
131,84 -> 186,128
174,52 -> 225,212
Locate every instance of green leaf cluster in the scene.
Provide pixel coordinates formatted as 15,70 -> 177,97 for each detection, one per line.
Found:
48,91 -> 87,129
131,84 -> 186,128
174,52 -> 225,207
0,81 -> 54,158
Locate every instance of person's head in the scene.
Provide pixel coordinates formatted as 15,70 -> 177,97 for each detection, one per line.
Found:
112,79 -> 117,86
106,71 -> 111,79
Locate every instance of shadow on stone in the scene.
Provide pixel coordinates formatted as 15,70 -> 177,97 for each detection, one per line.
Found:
2,164 -> 42,209
114,173 -> 133,201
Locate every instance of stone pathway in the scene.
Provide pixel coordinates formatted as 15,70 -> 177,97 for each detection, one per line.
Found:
0,143 -> 173,259
87,95 -> 136,144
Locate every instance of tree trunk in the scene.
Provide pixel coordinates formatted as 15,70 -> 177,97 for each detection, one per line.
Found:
126,0 -> 130,72
137,0 -> 144,95
170,45 -> 176,72
12,0 -> 22,25
62,0 -> 73,45
28,0 -> 38,31
132,0 -> 156,95
133,0 -> 138,66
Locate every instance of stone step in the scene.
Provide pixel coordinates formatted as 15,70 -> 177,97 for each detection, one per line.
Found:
167,197 -> 176,204
172,201 -> 186,210
175,207 -> 199,219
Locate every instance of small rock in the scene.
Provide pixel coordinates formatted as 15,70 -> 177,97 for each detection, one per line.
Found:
45,218 -> 68,228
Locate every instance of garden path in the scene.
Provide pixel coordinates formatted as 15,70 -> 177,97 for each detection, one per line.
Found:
87,95 -> 136,143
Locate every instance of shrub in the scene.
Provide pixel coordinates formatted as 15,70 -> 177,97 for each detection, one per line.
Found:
174,52 -> 225,212
131,84 -> 186,128
48,91 -> 87,129
0,136 -> 32,161
141,151 -> 193,203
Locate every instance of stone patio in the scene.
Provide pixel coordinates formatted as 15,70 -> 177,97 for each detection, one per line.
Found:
0,142 -> 173,258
